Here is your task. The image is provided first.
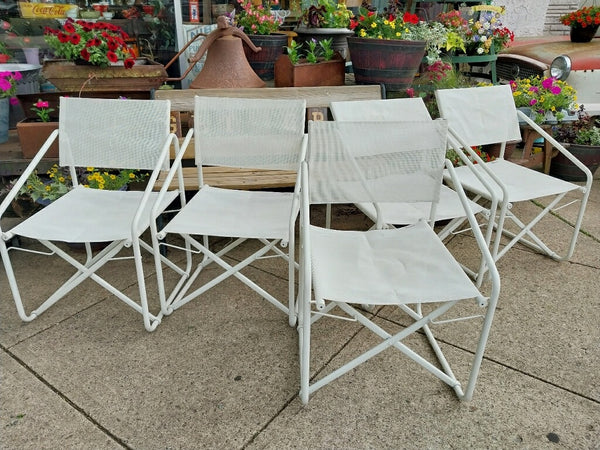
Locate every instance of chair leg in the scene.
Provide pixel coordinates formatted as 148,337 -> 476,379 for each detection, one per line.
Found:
169,235 -> 290,316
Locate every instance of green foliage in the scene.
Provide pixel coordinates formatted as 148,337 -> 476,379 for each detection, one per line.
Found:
285,38 -> 335,64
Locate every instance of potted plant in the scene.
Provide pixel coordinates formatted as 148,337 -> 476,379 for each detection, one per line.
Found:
20,164 -> 149,206
41,19 -> 167,92
436,7 -> 514,57
0,70 -> 20,144
274,37 -> 345,87
560,5 -> 600,43
0,41 -> 11,63
294,0 -> 354,60
347,6 -> 448,92
17,98 -> 59,159
509,76 -> 578,125
551,109 -> 600,181
233,0 -> 288,81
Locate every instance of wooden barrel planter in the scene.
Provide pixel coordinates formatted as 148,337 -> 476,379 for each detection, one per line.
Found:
243,33 -> 288,81
550,143 -> 600,181
347,37 -> 426,93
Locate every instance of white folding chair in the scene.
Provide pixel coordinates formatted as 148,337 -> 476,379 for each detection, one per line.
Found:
436,85 -> 593,265
0,97 -> 185,332
298,120 -> 500,404
154,96 -> 307,326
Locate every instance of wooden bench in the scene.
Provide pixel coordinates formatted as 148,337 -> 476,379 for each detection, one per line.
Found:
153,85 -> 383,191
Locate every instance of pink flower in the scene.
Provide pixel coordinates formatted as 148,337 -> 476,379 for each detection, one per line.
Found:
529,99 -> 538,106
541,77 -> 555,89
35,100 -> 49,108
550,86 -> 562,95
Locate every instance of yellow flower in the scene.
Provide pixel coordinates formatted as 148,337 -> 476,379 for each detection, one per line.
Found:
58,176 -> 65,182
86,167 -> 94,171
371,22 -> 377,29
110,174 -> 116,180
128,173 -> 135,179
45,185 -> 51,191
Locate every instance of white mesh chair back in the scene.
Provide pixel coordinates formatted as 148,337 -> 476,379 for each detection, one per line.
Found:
307,120 -> 448,205
330,97 -> 432,121
435,85 -> 522,148
194,96 -> 306,170
59,97 -> 171,170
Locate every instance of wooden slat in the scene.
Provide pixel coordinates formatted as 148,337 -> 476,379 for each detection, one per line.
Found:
155,85 -> 383,111
155,166 -> 297,191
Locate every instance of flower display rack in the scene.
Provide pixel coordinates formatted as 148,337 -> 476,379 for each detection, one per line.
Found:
408,0 -> 497,83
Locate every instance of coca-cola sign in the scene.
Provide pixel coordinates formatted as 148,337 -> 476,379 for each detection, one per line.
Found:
19,2 -> 77,19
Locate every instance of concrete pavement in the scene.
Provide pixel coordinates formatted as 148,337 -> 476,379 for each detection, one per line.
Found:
1,174 -> 599,449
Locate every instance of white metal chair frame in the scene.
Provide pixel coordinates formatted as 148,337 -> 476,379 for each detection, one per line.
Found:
436,85 -> 593,267
153,96 -> 308,326
297,120 -> 501,404
0,97 -> 186,332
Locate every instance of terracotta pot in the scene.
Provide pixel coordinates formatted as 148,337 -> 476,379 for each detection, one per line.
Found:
16,119 -> 59,159
550,143 -> 600,181
243,33 -> 288,81
274,53 -> 345,87
42,58 -> 167,92
347,37 -> 426,92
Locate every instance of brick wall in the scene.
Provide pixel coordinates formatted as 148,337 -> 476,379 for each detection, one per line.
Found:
544,0 -> 580,34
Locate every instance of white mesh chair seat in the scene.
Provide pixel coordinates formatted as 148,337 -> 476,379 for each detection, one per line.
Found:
161,186 -> 294,240
154,96 -> 307,326
436,85 -> 592,263
451,159 -> 580,203
298,120 -> 500,404
12,187 -> 178,242
0,97 -> 185,332
310,221 -> 481,305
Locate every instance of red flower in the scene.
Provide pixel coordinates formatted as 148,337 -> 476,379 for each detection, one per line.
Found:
106,51 -> 118,63
80,48 -> 90,61
402,12 -> 419,24
86,37 -> 102,47
57,32 -> 69,43
70,33 -> 81,45
107,38 -> 118,51
123,58 -> 135,69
